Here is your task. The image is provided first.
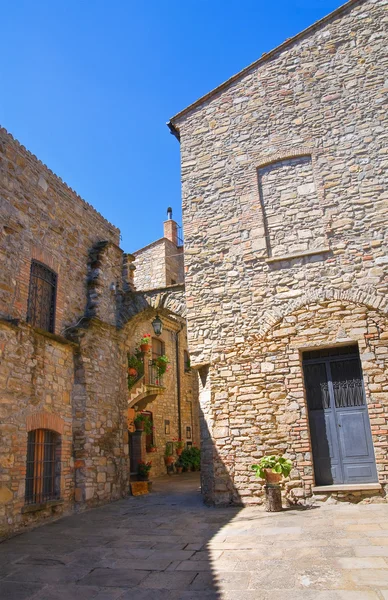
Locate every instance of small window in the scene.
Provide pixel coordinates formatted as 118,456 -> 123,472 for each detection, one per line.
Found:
25,429 -> 61,505
152,337 -> 165,360
27,260 -> 57,333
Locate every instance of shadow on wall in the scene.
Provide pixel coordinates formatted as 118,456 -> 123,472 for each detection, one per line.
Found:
198,365 -> 243,507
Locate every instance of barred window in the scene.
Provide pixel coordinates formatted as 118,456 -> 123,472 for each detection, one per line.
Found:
27,260 -> 57,333
25,429 -> 61,505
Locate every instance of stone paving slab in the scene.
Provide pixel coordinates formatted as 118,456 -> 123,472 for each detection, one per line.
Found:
1,474 -> 388,599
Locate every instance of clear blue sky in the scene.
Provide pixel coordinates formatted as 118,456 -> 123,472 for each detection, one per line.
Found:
1,0 -> 344,252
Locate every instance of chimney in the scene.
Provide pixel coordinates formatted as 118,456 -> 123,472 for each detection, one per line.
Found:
163,207 -> 178,246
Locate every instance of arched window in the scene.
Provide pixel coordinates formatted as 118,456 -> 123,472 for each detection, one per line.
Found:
25,429 -> 61,505
27,260 -> 57,333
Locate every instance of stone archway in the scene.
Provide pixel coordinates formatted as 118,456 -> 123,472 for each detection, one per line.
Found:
257,286 -> 388,339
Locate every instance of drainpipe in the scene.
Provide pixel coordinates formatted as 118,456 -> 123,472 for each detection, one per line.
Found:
175,325 -> 184,439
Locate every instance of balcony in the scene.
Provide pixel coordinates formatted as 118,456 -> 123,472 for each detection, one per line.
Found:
128,355 -> 165,407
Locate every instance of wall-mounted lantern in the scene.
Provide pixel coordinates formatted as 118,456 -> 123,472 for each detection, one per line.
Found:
151,314 -> 163,337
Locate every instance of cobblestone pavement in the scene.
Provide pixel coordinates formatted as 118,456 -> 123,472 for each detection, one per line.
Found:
1,473 -> 388,599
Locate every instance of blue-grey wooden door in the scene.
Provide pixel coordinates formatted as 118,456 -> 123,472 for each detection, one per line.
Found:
303,349 -> 377,486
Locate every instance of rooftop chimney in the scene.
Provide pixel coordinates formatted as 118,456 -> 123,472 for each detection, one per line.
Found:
164,207 -> 178,245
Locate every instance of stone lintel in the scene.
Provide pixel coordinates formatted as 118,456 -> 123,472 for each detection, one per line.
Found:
266,247 -> 331,263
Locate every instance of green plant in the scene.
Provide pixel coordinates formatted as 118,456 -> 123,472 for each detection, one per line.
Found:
251,455 -> 292,480
140,334 -> 151,345
137,461 -> 152,476
127,353 -> 144,389
153,354 -> 170,376
133,414 -> 153,435
179,448 -> 192,470
189,446 -> 201,470
173,438 -> 185,450
164,443 -> 173,457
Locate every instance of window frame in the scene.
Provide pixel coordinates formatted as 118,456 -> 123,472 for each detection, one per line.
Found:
152,337 -> 165,360
27,260 -> 58,333
25,428 -> 61,506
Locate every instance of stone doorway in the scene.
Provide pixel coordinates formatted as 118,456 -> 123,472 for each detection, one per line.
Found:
303,345 -> 378,486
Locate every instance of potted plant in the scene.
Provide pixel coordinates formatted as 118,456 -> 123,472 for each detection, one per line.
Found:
164,444 -> 175,466
175,458 -> 183,474
139,334 -> 152,353
137,460 -> 152,481
251,455 -> 292,484
190,446 -> 201,471
154,354 -> 170,377
127,353 -> 143,380
133,413 -> 152,433
174,438 -> 185,456
146,443 -> 158,453
180,448 -> 192,472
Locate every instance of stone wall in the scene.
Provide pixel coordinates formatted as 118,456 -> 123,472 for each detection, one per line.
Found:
72,321 -> 129,507
0,320 -> 74,535
205,300 -> 388,505
133,216 -> 184,291
0,128 -> 127,536
0,128 -> 120,334
0,126 -> 200,536
171,0 -> 388,504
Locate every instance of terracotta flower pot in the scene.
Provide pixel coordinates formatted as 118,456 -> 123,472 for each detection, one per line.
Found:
176,467 -> 183,474
264,469 -> 282,485
164,456 -> 174,466
128,367 -> 137,377
176,447 -> 183,456
134,421 -> 144,431
140,343 -> 151,353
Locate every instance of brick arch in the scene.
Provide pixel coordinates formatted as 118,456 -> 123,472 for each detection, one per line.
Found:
26,411 -> 65,434
257,286 -> 388,339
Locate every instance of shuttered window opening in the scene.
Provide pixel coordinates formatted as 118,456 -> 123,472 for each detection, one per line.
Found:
25,429 -> 61,505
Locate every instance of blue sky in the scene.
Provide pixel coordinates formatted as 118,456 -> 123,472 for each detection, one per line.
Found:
1,0 -> 344,252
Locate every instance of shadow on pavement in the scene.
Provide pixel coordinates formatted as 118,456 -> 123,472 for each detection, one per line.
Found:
0,472 -> 244,600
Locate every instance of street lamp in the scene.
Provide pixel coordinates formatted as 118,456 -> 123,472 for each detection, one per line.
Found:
151,314 -> 163,336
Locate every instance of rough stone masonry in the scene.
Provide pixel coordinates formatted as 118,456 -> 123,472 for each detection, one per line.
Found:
169,0 -> 388,505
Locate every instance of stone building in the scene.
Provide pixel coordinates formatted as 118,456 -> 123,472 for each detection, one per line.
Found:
0,126 -> 199,536
133,209 -> 184,290
168,0 -> 388,505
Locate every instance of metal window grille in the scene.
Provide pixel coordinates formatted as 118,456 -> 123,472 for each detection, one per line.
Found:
148,360 -> 164,387
25,429 -> 61,505
27,260 -> 57,333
